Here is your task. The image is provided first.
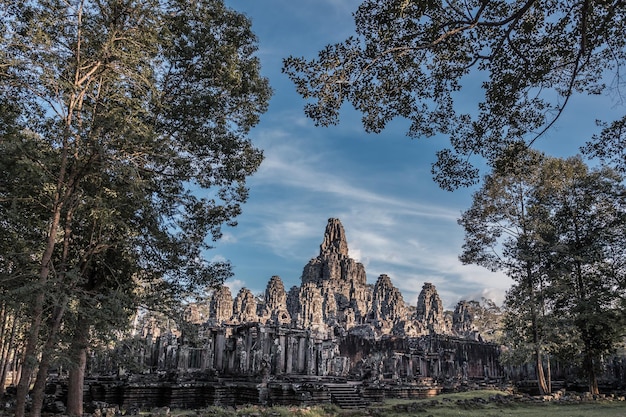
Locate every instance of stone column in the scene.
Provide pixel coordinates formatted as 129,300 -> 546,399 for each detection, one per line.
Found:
215,331 -> 225,371
316,343 -> 323,376
278,334 -> 286,374
307,338 -> 316,375
285,335 -> 293,374
297,337 -> 306,373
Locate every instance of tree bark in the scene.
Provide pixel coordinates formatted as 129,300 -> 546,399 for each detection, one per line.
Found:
67,347 -> 87,417
29,303 -> 66,417
14,152 -> 68,417
0,310 -> 18,396
535,348 -> 549,395
0,303 -> 7,396
67,317 -> 89,417
15,290 -> 45,417
585,350 -> 599,395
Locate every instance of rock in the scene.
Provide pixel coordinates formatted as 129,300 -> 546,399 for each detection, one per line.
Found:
260,275 -> 291,325
209,285 -> 233,325
369,274 -> 409,333
416,282 -> 448,334
151,406 -> 171,416
233,287 -> 257,323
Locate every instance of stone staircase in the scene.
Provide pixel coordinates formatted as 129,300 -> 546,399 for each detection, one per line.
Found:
325,383 -> 368,409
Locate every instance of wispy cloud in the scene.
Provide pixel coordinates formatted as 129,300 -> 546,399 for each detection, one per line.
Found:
217,122 -> 510,310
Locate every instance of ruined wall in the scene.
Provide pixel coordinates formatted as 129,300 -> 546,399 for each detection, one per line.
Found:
97,323 -> 502,384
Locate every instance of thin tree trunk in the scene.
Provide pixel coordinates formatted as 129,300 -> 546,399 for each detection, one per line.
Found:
528,280 -> 549,394
535,348 -> 549,395
29,303 -> 66,417
0,303 -> 7,396
13,344 -> 22,387
0,310 -> 18,396
67,318 -> 89,417
547,353 -> 552,394
15,289 -> 45,417
15,194 -> 66,417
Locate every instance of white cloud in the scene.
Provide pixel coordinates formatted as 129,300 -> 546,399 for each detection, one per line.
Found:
224,279 -> 246,296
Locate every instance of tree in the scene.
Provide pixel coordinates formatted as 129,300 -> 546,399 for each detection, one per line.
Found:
458,147 -> 553,394
460,151 -> 626,394
538,157 -> 626,394
0,1 -> 271,416
283,0 -> 626,190
581,116 -> 626,175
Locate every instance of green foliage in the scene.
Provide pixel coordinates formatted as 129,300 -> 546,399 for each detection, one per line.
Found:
283,0 -> 626,189
0,0 -> 271,414
460,150 -> 626,392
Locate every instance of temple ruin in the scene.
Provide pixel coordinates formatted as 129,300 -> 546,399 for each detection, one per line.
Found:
86,218 -> 502,409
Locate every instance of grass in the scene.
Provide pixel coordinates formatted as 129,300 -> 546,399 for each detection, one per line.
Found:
365,390 -> 626,417
157,390 -> 626,417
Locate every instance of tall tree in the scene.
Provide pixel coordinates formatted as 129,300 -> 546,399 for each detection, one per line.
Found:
538,157 -> 626,394
461,151 -> 626,395
0,1 -> 271,416
283,0 -> 626,190
581,116 -> 626,175
458,147 -> 552,394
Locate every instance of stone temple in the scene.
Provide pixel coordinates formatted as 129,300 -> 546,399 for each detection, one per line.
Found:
89,218 -> 502,409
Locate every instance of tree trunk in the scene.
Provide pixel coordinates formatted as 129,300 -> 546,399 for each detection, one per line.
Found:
67,317 -> 89,417
535,348 -> 549,395
67,348 -> 87,417
15,207 -> 65,417
15,290 -> 45,417
29,303 -> 66,417
585,352 -> 599,395
0,310 -> 18,396
15,114 -> 72,417
0,303 -> 7,397
546,353 -> 552,394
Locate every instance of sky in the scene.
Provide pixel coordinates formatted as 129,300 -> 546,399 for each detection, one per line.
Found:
213,0 -> 623,309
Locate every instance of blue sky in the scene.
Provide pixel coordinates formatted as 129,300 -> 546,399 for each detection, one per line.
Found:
214,0 -> 623,309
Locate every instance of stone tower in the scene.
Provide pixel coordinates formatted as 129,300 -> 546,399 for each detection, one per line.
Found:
300,218 -> 371,330
233,287 -> 257,323
260,275 -> 291,325
209,285 -> 233,325
369,274 -> 408,332
416,282 -> 448,334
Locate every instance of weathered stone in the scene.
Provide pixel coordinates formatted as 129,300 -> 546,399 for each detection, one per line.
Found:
370,274 -> 408,334
300,218 -> 371,332
298,282 -> 326,330
286,285 -> 301,323
184,303 -> 209,324
452,300 -> 475,335
320,217 -> 349,257
260,275 -> 291,325
416,282 -> 448,334
209,285 -> 233,325
233,287 -> 258,323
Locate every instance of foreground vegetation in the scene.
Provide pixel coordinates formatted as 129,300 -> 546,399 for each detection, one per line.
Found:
146,390 -> 626,417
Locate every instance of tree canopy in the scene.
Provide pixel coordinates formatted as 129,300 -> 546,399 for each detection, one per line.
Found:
0,1 -> 271,416
283,0 -> 626,190
459,150 -> 626,394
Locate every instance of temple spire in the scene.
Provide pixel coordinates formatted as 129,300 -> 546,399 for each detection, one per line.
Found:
319,218 -> 349,257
